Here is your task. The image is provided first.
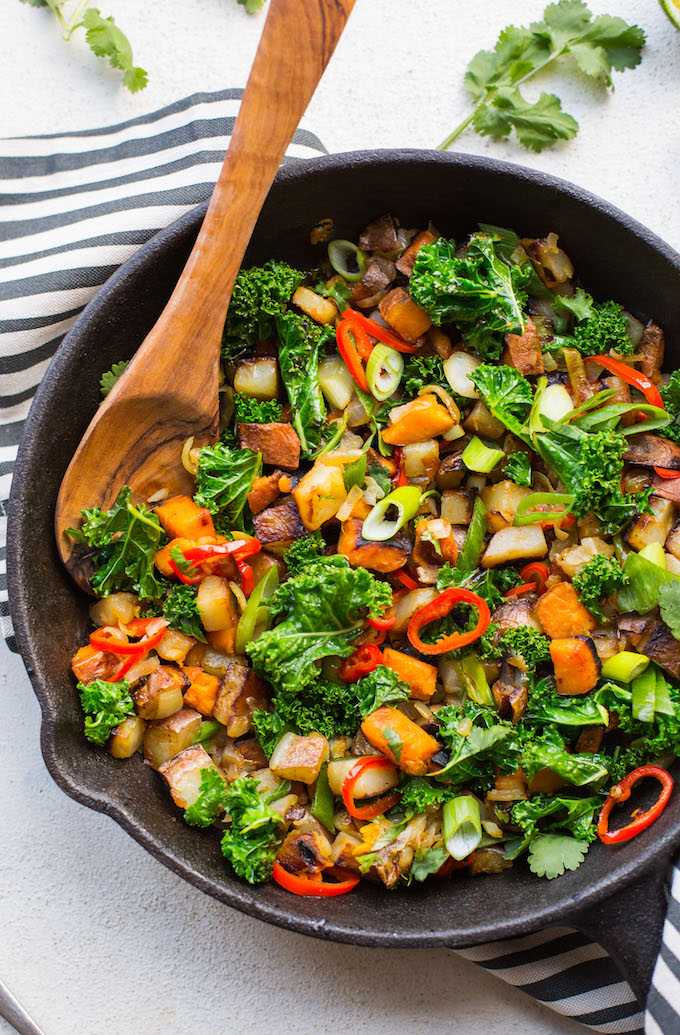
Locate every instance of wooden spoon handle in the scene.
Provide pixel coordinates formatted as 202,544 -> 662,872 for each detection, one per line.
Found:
148,0 -> 356,353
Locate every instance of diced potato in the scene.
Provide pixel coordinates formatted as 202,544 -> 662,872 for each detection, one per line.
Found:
482,525 -> 548,568
464,401 -> 505,439
402,439 -> 440,482
89,592 -> 139,628
134,665 -> 188,721
158,744 -> 220,809
233,357 -> 279,400
555,536 -> 614,579
237,423 -> 300,471
440,489 -> 474,526
293,462 -> 347,531
144,707 -> 202,770
156,628 -> 196,664
212,660 -> 269,737
436,450 -> 466,490
270,732 -> 330,784
318,354 -> 355,410
327,756 -> 399,797
628,497 -> 675,552
250,767 -> 283,796
108,715 -> 146,759
197,575 -> 238,633
277,828 -> 332,874
480,480 -> 533,533
292,285 -> 338,325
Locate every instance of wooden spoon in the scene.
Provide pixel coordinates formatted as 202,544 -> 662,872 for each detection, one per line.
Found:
55,0 -> 355,591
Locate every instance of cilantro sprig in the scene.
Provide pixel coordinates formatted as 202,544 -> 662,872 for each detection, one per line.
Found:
20,0 -> 147,93
437,0 -> 645,153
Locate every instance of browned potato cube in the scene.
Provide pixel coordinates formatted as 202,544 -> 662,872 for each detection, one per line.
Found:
212,661 -> 269,738
155,628 -> 196,664
108,715 -> 146,759
440,489 -> 474,526
158,744 -> 221,809
134,665 -> 189,721
627,496 -> 674,552
234,357 -> 279,400
269,732 -> 330,784
143,707 -> 202,770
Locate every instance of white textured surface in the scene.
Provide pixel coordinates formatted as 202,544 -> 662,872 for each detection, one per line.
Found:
1,1 -> 678,1033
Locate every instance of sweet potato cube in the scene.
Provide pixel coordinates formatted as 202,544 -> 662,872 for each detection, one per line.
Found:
382,647 -> 437,700
338,518 -> 410,573
293,463 -> 347,531
253,498 -> 307,548
159,744 -> 221,809
269,732 -> 330,784
155,537 -> 196,577
212,661 -> 269,738
155,495 -> 215,540
361,706 -> 439,776
248,470 -> 284,514
237,423 -> 301,471
550,637 -> 601,695
182,666 -> 220,716
378,287 -> 432,343
396,230 -> 437,277
535,582 -> 597,639
71,644 -> 120,684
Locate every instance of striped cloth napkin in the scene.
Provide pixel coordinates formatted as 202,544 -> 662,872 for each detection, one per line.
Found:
1,87 -> 676,1035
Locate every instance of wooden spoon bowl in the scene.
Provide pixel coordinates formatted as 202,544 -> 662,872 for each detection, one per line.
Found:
55,0 -> 355,591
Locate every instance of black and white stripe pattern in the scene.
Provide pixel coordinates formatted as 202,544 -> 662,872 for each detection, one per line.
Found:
0,88 -> 671,1034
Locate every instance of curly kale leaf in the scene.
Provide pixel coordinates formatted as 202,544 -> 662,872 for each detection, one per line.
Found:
222,260 -> 303,358
562,300 -> 633,356
253,677 -> 361,757
659,372 -> 680,445
401,355 -> 450,398
65,485 -> 167,599
275,310 -> 332,452
572,554 -> 628,621
435,702 -> 522,789
194,441 -> 261,531
234,396 -> 283,424
398,776 -> 458,814
78,678 -> 134,746
469,363 -> 533,444
282,531 -> 326,576
247,555 -> 391,695
184,768 -> 229,828
512,793 -> 601,844
220,777 -> 285,883
526,677 -> 608,728
504,451 -> 532,487
410,235 -> 532,362
521,729 -> 609,786
479,626 -> 551,670
355,665 -> 410,719
162,584 -> 206,642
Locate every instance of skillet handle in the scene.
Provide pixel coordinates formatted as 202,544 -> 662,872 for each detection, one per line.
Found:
569,863 -> 669,1005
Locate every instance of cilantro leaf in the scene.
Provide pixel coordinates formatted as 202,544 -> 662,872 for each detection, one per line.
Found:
100,360 -> 128,398
82,9 -> 147,93
184,768 -> 228,828
409,845 -> 450,883
527,833 -> 589,879
658,581 -> 680,641
474,88 -> 578,153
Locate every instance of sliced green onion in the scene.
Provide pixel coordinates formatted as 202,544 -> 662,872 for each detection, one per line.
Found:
639,543 -> 666,568
456,496 -> 488,575
575,402 -> 669,436
192,719 -> 222,746
328,239 -> 367,283
462,436 -> 504,474
514,492 -> 574,526
601,651 -> 650,684
654,668 -> 675,717
538,382 -> 573,425
311,765 -> 335,833
632,663 -> 657,722
361,485 -> 423,542
558,388 -> 618,423
459,654 -> 493,707
443,796 -> 483,861
319,354 -> 355,410
366,344 -> 404,401
235,564 -> 279,654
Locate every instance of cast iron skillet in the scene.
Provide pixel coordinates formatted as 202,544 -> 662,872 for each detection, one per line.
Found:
9,151 -> 680,1005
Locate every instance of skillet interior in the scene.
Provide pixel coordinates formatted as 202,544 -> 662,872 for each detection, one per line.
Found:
9,149 -> 680,949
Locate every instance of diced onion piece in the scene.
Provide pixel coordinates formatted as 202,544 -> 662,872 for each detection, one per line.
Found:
366,344 -> 404,401
601,651 -> 650,683
442,424 -> 465,441
393,587 -> 438,633
147,488 -> 169,503
462,437 -> 504,474
336,483 -> 364,522
444,352 -> 482,399
292,285 -> 338,325
89,592 -> 139,628
418,384 -> 461,423
182,436 -> 199,476
228,580 -> 247,612
344,391 -> 370,428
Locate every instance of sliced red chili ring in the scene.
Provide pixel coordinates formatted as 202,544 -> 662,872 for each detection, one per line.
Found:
394,570 -> 419,591
368,613 -> 396,630
337,319 -> 371,391
598,765 -> 673,845
90,617 -> 167,657
654,466 -> 680,480
341,757 -> 401,820
503,583 -> 534,598
408,587 -> 490,656
272,861 -> 359,896
343,307 -> 419,354
338,643 -> 383,682
520,561 -> 549,595
392,448 -> 408,487
587,355 -> 664,410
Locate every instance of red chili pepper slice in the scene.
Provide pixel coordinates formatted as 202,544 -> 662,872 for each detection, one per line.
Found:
337,319 -> 371,391
408,587 -> 490,656
437,852 -> 476,877
170,538 -> 261,587
272,861 -> 359,897
654,466 -> 680,480
338,643 -> 383,682
90,617 -> 167,657
394,570 -> 419,591
598,765 -> 673,845
343,307 -> 419,354
341,757 -> 401,820
539,511 -> 575,530
392,448 -> 409,487
504,583 -> 534,598
587,355 -> 664,410
520,561 -> 549,595
235,557 -> 255,597
368,613 -> 396,630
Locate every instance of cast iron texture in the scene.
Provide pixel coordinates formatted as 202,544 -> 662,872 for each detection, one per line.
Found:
9,151 -> 680,1004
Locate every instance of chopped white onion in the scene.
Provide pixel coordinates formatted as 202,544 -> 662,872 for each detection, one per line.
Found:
336,483 -> 363,522
444,351 -> 482,399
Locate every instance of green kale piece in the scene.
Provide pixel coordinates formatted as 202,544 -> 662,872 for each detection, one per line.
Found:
480,626 -> 551,669
355,665 -> 410,719
282,531 -> 326,577
435,702 -> 522,790
184,768 -> 229,828
314,278 -> 352,312
565,300 -> 633,356
520,729 -> 608,786
194,440 -> 262,531
572,554 -> 629,621
659,371 -> 680,444
469,363 -> 533,444
512,793 -> 601,844
252,677 -> 361,757
468,567 -> 524,611
222,260 -> 303,358
247,555 -> 391,695
597,681 -> 680,783
162,584 -> 206,642
526,678 -> 608,728
401,355 -> 449,397
220,777 -> 285,883
275,310 -> 333,452
398,776 -> 458,814
99,360 -> 128,398
659,581 -> 680,640
78,678 -> 134,746
410,235 -> 532,362
504,451 -> 532,487
234,396 -> 283,424
65,485 -> 167,599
